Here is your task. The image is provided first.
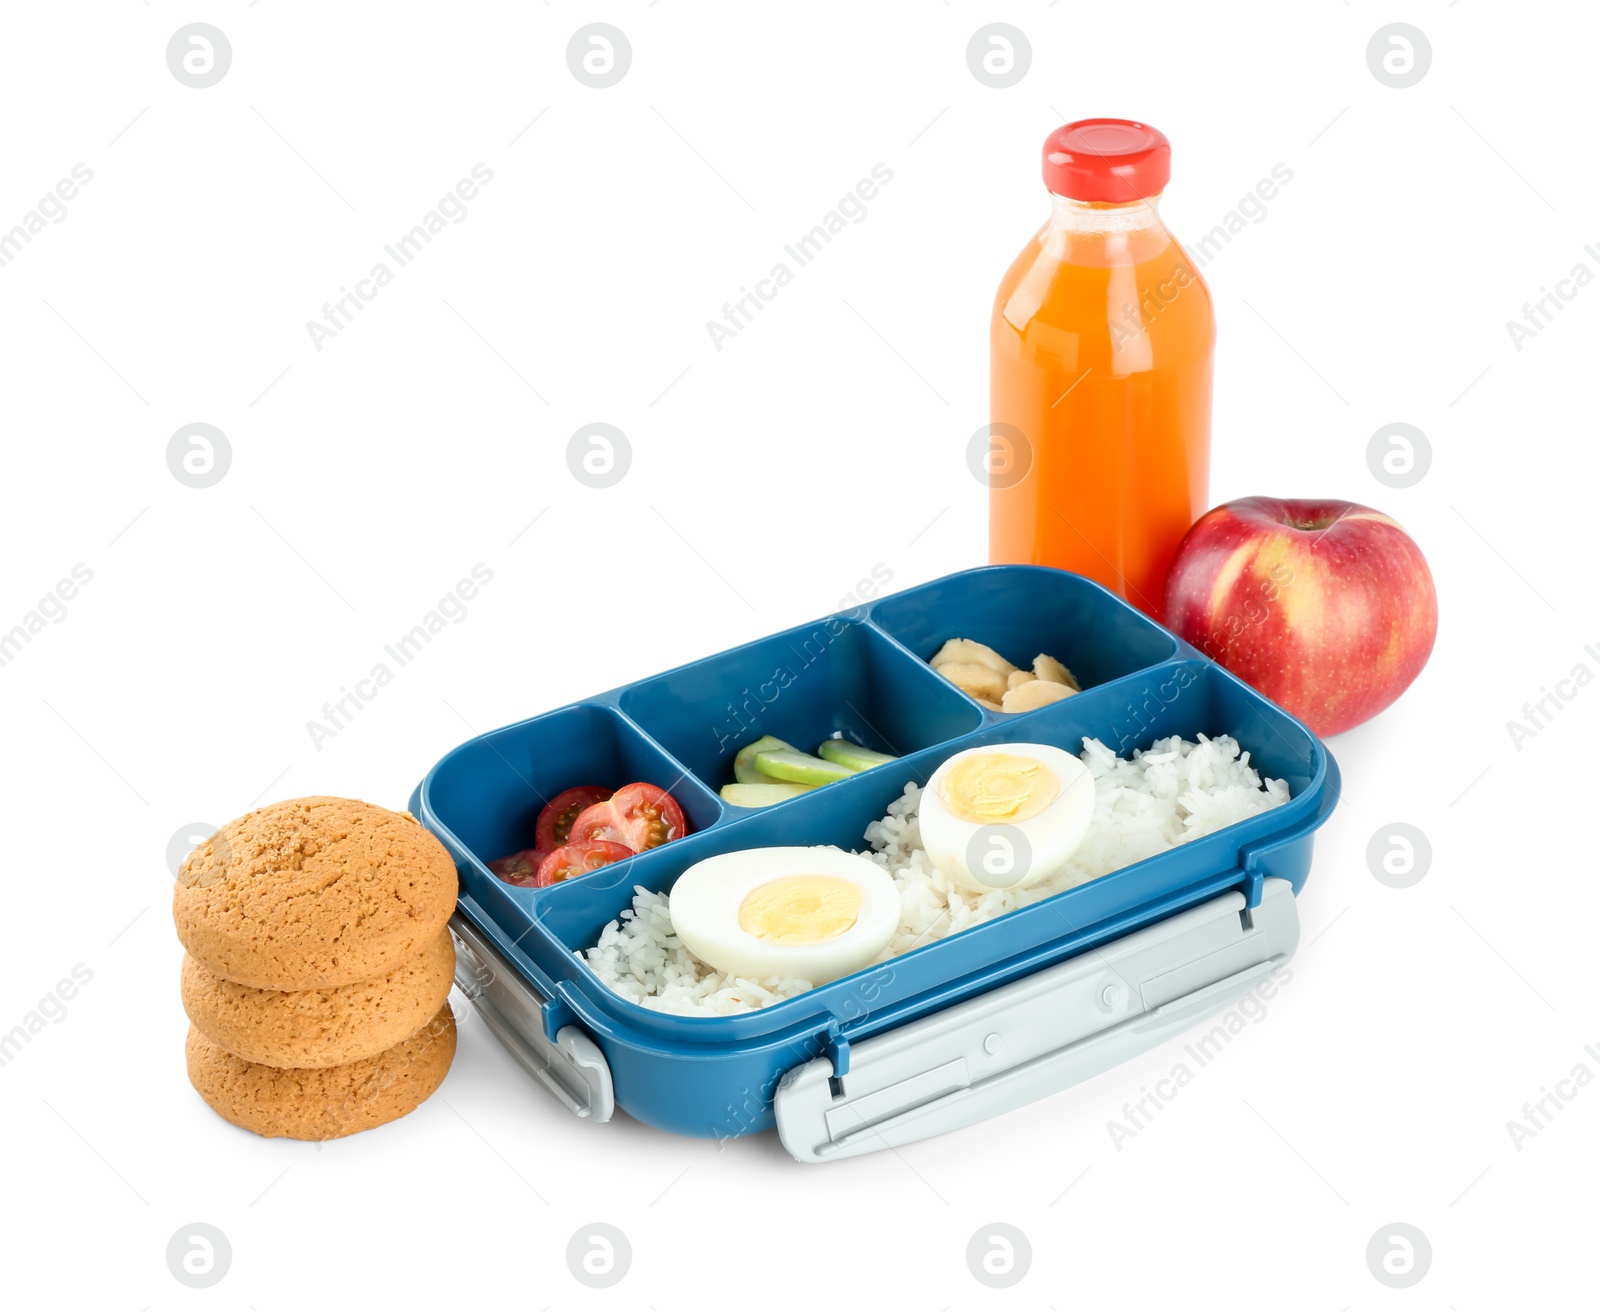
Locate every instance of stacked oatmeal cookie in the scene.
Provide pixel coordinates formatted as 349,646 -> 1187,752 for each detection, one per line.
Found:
173,797 -> 459,1139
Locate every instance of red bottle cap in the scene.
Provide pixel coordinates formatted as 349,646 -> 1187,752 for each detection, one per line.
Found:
1042,119 -> 1171,202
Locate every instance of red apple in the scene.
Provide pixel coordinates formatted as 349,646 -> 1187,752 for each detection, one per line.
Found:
1163,497 -> 1437,736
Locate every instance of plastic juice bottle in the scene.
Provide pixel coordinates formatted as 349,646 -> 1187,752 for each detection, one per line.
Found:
990,119 -> 1214,619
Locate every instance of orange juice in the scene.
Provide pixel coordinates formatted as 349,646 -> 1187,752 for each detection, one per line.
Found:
990,120 -> 1214,618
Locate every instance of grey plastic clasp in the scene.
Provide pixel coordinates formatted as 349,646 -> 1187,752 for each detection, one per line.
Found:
774,877 -> 1299,1163
450,913 -> 614,1122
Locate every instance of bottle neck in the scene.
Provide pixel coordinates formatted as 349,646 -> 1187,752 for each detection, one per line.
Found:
1038,190 -> 1177,268
1046,191 -> 1167,235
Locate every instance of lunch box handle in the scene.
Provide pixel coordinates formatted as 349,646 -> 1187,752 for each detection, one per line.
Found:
773,876 -> 1298,1163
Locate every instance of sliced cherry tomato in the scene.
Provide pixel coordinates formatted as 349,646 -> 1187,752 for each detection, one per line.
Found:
535,839 -> 634,886
535,785 -> 613,853
569,782 -> 687,853
488,847 -> 548,887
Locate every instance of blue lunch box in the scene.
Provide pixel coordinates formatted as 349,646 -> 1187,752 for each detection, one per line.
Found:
409,566 -> 1340,1161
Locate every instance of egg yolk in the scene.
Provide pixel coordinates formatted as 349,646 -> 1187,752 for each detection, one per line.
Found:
941,752 -> 1059,824
738,876 -> 863,945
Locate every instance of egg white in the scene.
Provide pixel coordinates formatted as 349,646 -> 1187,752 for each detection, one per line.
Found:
668,846 -> 899,985
920,742 -> 1095,893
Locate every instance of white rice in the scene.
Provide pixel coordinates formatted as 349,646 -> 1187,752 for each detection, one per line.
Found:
581,734 -> 1289,1017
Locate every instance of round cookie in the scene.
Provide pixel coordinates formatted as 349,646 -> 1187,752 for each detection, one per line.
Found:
173,796 -> 458,990
180,929 -> 455,1069
186,1004 -> 457,1140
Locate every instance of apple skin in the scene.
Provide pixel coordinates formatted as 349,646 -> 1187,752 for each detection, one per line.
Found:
1163,496 -> 1437,736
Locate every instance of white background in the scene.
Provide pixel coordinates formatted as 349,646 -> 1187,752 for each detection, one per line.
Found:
1,2 -> 1591,1306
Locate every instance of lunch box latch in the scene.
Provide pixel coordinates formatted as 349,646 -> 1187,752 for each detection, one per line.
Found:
449,913 -> 615,1123
823,1022 -> 852,1081
773,877 -> 1299,1163
1240,869 -> 1265,911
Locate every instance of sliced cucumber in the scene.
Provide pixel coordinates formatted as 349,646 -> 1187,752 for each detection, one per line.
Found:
816,739 -> 898,773
733,734 -> 795,784
720,781 -> 814,807
752,748 -> 855,785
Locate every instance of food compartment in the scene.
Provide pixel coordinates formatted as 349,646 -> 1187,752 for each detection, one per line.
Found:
421,702 -> 721,894
869,565 -> 1180,704
545,657 -> 1327,1022
618,618 -> 981,800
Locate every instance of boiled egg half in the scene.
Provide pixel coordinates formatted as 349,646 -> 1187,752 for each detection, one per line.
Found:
920,743 -> 1094,893
669,846 -> 899,985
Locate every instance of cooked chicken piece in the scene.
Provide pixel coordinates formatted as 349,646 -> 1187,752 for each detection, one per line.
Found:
1032,653 -> 1081,691
938,661 -> 1009,702
929,638 -> 1016,676
1001,679 -> 1077,713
